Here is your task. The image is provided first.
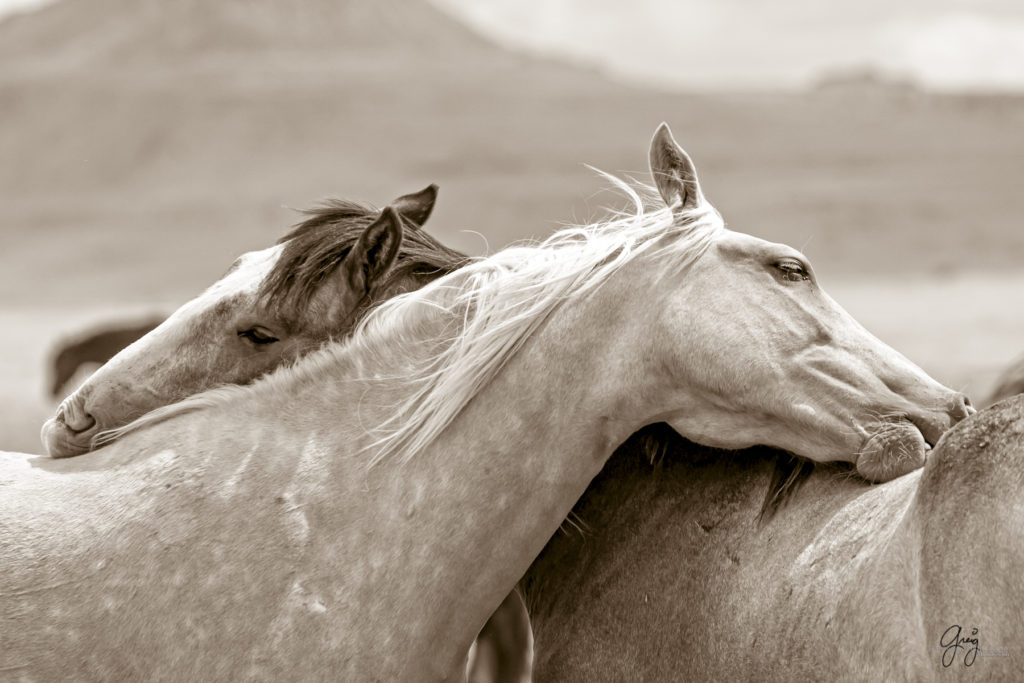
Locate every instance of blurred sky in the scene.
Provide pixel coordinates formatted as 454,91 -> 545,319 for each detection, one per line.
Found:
3,0 -> 1024,91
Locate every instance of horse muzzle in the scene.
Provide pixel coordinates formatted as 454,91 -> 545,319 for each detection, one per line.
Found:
855,391 -> 974,482
41,398 -> 99,458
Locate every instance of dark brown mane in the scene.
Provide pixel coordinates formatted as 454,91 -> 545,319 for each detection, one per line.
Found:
631,428 -> 824,524
757,454 -> 816,523
757,452 -> 866,523
276,199 -> 380,245
570,424 -> 832,528
608,422 -> 822,525
258,199 -> 468,312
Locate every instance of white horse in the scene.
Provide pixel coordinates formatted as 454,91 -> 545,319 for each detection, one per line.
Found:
3,124 -> 969,680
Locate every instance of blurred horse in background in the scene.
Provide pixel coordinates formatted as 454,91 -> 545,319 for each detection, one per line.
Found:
987,352 -> 1024,405
5,124 -> 971,680
49,316 -> 163,399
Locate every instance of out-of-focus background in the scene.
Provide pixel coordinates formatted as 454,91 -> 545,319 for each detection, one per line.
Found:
2,0 -> 1022,453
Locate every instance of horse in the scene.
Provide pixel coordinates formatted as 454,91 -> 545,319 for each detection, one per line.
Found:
523,396 -> 1024,681
41,184 -> 465,458
37,184 -> 531,682
4,123 -> 969,679
987,352 -> 1024,405
49,316 -> 163,399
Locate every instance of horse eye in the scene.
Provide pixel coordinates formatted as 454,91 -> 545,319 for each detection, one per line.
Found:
774,260 -> 810,283
238,327 -> 279,345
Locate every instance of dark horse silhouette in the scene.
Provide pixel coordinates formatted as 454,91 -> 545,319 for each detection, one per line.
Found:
50,317 -> 164,398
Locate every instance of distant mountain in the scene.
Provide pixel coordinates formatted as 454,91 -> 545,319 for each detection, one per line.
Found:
0,0 -> 511,72
811,66 -> 921,98
0,0 -> 621,199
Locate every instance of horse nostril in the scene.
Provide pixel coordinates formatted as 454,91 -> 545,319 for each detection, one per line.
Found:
951,393 -> 973,420
67,413 -> 97,434
60,402 -> 97,433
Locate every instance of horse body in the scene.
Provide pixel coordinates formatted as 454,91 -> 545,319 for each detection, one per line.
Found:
526,398 -> 1024,681
5,421 -> 455,680
2,436 -> 313,680
13,401 -> 487,679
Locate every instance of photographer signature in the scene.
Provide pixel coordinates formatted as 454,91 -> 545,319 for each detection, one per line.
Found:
940,625 -> 980,667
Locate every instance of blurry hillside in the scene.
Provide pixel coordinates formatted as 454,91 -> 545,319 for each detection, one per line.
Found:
4,0 -> 1024,307
1,0 -> 1023,450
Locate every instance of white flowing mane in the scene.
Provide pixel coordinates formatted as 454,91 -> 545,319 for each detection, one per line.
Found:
96,176 -> 724,464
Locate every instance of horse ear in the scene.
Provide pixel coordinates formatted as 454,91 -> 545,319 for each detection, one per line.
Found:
649,123 -> 704,211
390,184 -> 438,229
339,206 -> 404,298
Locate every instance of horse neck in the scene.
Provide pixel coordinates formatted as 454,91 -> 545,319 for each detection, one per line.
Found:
82,280 -> 658,676
312,262 -> 674,673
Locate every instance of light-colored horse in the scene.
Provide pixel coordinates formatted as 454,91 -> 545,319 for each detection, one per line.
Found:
524,396 -> 1023,681
4,124 -> 968,679
41,185 -> 462,458
37,184 -> 530,682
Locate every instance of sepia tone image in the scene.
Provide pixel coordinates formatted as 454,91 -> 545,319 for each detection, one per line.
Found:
1,0 -> 1022,679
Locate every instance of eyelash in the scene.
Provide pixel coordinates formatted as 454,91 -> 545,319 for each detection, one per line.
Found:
238,328 -> 279,345
775,260 -> 810,282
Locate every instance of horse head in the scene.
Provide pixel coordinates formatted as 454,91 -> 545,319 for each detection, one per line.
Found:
647,123 -> 972,482
41,186 -> 459,457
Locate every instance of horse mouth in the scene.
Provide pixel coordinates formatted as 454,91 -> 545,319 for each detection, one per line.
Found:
40,412 -> 98,458
855,418 -> 931,483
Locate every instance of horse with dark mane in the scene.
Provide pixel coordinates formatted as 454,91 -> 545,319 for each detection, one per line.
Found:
42,185 -> 465,458
38,184 -> 532,681
46,190 -> 463,403
522,398 -> 1022,681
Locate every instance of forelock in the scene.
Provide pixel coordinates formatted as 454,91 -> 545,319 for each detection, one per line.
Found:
257,200 -> 468,315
